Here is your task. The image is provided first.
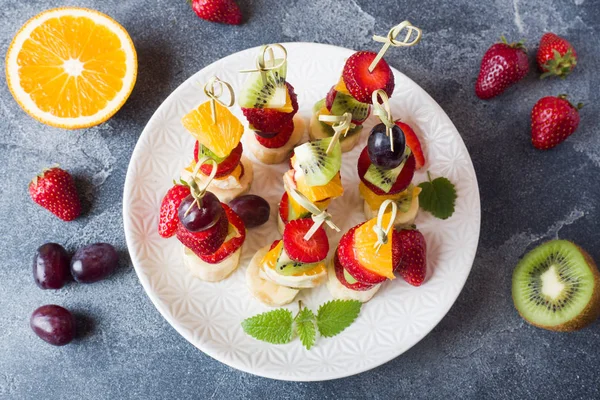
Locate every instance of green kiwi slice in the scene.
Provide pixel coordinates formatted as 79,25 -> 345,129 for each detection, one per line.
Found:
275,248 -> 318,276
329,91 -> 370,122
198,144 -> 226,163
313,98 -> 326,114
343,268 -> 358,284
396,185 -> 414,212
364,157 -> 407,193
512,240 -> 600,331
239,59 -> 287,109
293,137 -> 341,186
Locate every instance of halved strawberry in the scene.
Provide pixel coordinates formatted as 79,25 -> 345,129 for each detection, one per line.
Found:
333,251 -> 377,291
242,82 -> 298,132
337,224 -> 386,285
158,184 -> 191,238
392,229 -> 403,272
283,218 -> 329,263
357,146 -> 416,195
255,119 -> 294,149
176,207 -> 229,256
278,192 -> 289,224
397,229 -> 427,286
269,239 -> 282,251
395,120 -> 425,169
194,142 -> 243,178
342,51 -> 395,104
198,204 -> 246,264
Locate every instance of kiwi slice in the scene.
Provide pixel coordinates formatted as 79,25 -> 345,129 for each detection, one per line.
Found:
198,145 -> 226,163
364,158 -> 407,193
343,268 -> 358,284
287,206 -> 310,222
275,248 -> 319,276
239,59 -> 287,109
293,138 -> 341,186
310,116 -> 363,139
512,240 -> 600,331
313,98 -> 326,114
396,185 -> 414,212
329,90 -> 370,122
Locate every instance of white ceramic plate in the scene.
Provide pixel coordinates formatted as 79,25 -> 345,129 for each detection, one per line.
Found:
123,43 -> 481,381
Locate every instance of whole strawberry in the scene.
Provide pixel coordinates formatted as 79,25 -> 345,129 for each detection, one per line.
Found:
537,33 -> 577,79
29,167 -> 81,221
397,229 -> 427,286
158,183 -> 191,238
531,95 -> 582,150
475,37 -> 529,100
189,0 -> 242,25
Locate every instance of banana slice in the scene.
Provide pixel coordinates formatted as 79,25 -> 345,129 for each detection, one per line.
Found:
363,193 -> 420,227
326,258 -> 381,303
182,244 -> 242,282
181,157 -> 253,203
246,246 -> 299,306
259,260 -> 327,289
246,115 -> 305,164
309,113 -> 361,153
277,212 -> 286,235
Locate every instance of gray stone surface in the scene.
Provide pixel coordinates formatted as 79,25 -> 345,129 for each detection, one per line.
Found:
1,0 -> 599,398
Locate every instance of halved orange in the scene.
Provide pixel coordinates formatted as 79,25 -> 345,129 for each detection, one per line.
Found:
354,212 -> 395,279
5,7 -> 137,129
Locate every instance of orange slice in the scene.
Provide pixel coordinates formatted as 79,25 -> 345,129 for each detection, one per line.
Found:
334,76 -> 350,94
5,7 -> 137,129
359,182 -> 421,210
295,172 -> 344,203
182,101 -> 243,158
353,213 -> 395,279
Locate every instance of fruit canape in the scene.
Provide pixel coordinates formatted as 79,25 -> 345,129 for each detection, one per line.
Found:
277,118 -> 351,234
240,44 -> 305,164
247,191 -> 339,306
158,157 -> 246,282
181,77 -> 253,203
358,90 -> 425,225
327,200 -> 428,302
309,21 -> 422,152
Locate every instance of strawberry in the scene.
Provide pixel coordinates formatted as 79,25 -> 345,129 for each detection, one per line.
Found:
29,167 -> 81,221
283,219 -> 329,263
242,83 -> 298,132
475,37 -> 529,100
392,229 -> 403,272
337,225 -> 386,285
357,146 -> 416,195
176,207 -> 229,256
397,229 -> 427,286
189,0 -> 242,25
194,142 -> 243,178
531,95 -> 582,150
537,33 -> 577,79
254,119 -> 294,149
395,120 -> 425,169
342,51 -> 395,104
333,251 -> 377,291
198,204 -> 246,264
269,239 -> 281,251
278,192 -> 289,224
158,184 -> 191,238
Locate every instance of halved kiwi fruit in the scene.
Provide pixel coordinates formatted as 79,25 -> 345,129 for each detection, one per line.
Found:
293,138 -> 341,186
275,248 -> 318,276
198,144 -> 226,163
326,86 -> 370,123
239,59 -> 288,109
512,240 -> 600,331
364,158 -> 407,193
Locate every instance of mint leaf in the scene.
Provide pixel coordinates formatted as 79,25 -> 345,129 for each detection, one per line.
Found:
295,307 -> 316,350
418,172 -> 457,220
241,309 -> 293,344
316,300 -> 362,338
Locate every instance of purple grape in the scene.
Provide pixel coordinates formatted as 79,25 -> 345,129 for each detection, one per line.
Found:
229,195 -> 270,228
178,192 -> 224,232
33,243 -> 71,289
30,305 -> 75,346
70,243 -> 118,283
367,123 -> 406,169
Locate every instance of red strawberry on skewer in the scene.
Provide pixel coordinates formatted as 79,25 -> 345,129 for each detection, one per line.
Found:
397,229 -> 427,286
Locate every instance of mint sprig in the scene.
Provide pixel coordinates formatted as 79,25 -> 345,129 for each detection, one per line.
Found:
241,300 -> 362,350
418,172 -> 457,220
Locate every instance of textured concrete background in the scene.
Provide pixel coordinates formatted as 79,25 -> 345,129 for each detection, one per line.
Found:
1,0 -> 599,399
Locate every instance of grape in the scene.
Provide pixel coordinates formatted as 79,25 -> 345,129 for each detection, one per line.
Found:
70,243 -> 118,283
178,192 -> 224,232
33,243 -> 71,289
367,123 -> 406,169
30,305 -> 75,346
229,195 -> 270,228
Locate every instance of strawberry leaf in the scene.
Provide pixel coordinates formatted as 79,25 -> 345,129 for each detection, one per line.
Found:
418,172 -> 457,220
241,309 -> 293,344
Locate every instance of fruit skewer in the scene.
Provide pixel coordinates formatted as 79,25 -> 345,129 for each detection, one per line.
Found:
309,21 -> 422,153
240,44 -> 304,164
247,190 -> 339,306
277,115 -> 351,233
181,77 -> 253,203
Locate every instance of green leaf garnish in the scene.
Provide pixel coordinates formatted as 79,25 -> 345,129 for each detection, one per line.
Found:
295,307 -> 316,350
418,172 -> 457,220
241,309 -> 293,344
316,300 -> 362,338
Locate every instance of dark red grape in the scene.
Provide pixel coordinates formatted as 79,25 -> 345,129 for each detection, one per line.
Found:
70,243 -> 118,283
178,192 -> 224,232
30,305 -> 75,346
33,243 -> 71,289
229,195 -> 270,228
367,123 -> 406,169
